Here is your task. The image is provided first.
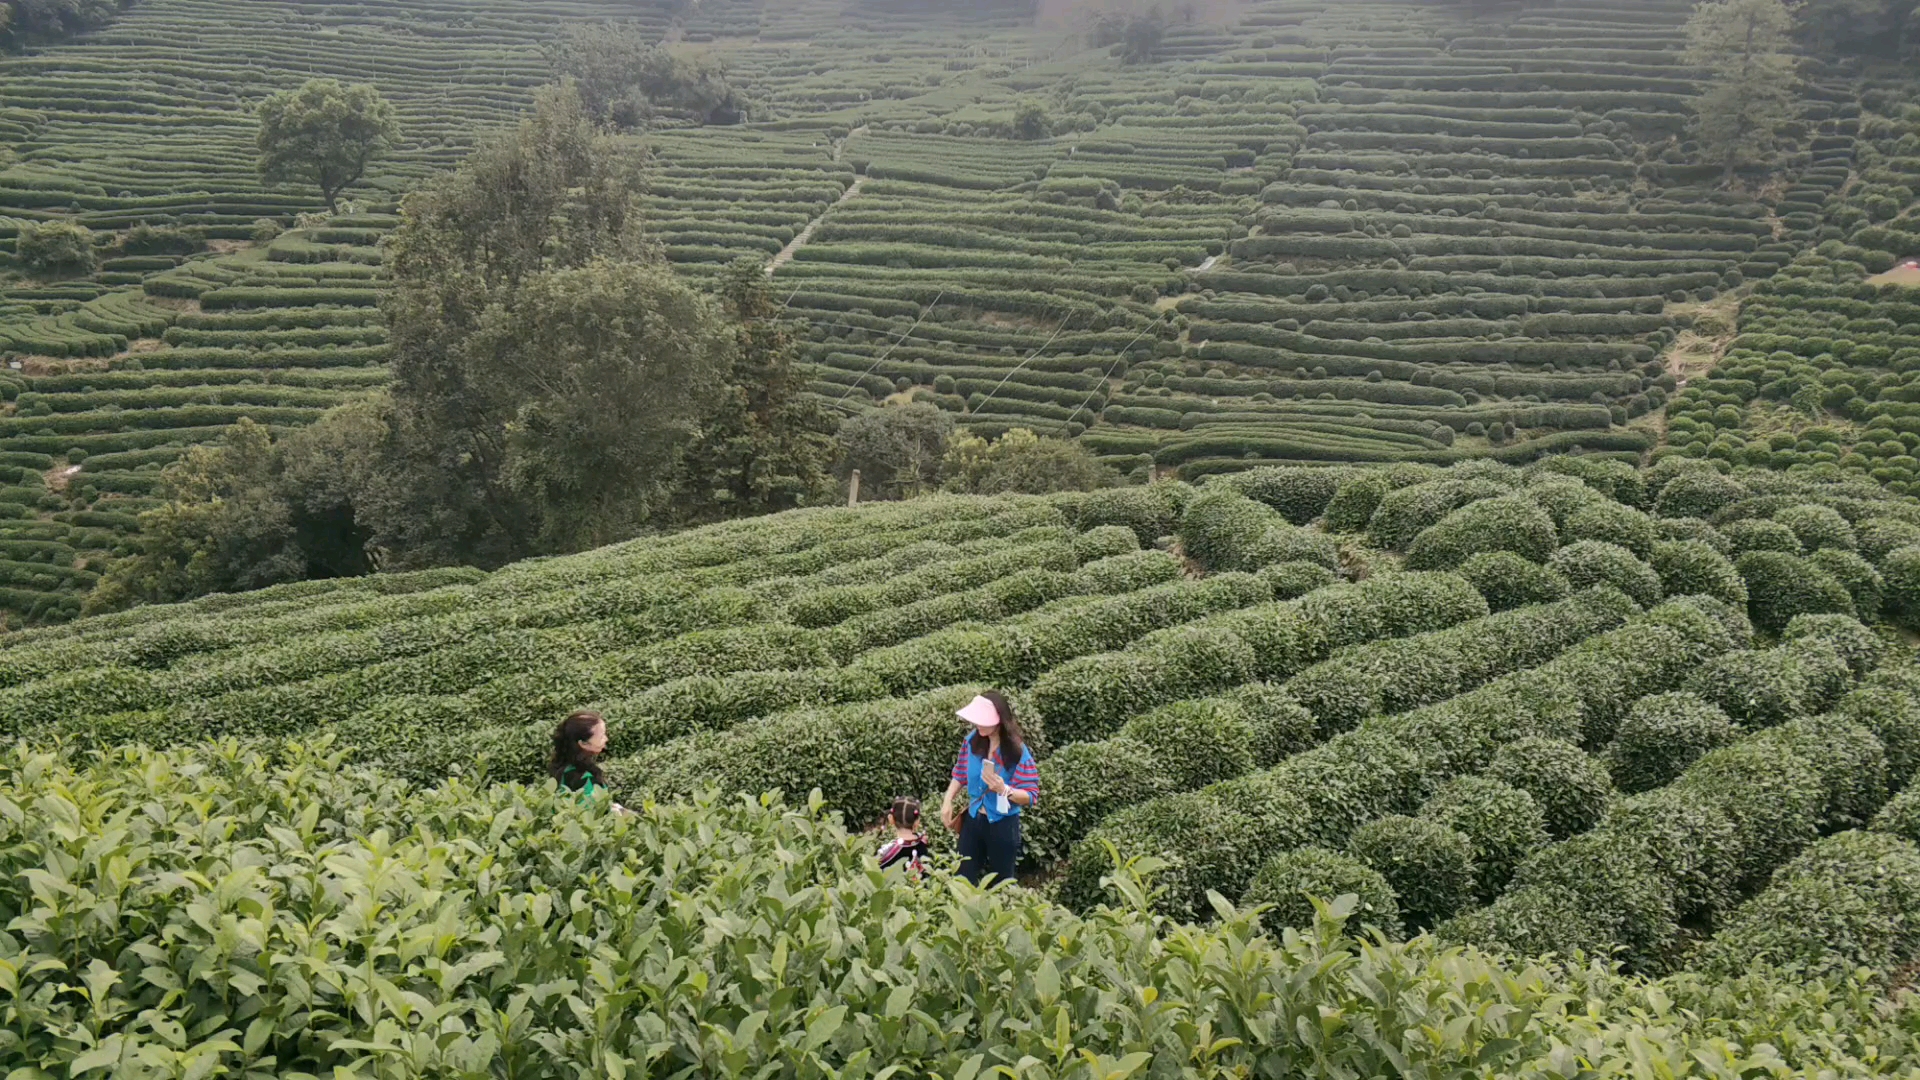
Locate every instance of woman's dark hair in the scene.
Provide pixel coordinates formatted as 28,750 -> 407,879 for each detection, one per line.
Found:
550,709 -> 606,791
889,796 -> 922,830
967,690 -> 1025,770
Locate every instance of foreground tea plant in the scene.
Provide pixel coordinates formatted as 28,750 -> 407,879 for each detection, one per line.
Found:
0,738 -> 1915,1079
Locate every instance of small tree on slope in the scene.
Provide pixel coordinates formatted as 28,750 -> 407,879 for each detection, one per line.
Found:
256,78 -> 399,211
1685,0 -> 1798,184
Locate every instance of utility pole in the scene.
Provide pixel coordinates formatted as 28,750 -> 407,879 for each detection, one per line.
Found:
848,469 -> 861,506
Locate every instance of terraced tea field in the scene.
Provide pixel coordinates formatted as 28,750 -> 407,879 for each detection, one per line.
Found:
8,458 -> 1920,981
1652,102 -> 1920,496
0,0 -> 1892,626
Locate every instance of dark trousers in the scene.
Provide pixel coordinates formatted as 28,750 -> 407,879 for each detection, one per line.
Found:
957,811 -> 1020,885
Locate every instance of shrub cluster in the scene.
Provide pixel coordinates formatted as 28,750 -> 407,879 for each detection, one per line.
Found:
1445,682 -> 1889,973
1031,571 -> 1484,746
1064,598 -> 1739,920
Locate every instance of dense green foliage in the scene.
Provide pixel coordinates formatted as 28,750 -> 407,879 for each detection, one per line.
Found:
11,0 -> 1920,1063
3,738 -> 1917,1078
547,21 -> 750,129
11,459 -> 1920,990
0,0 -> 133,49
7,452 -> 1920,1070
1684,0 -> 1799,183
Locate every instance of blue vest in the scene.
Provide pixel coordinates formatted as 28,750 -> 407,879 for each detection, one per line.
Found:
963,740 -> 1032,823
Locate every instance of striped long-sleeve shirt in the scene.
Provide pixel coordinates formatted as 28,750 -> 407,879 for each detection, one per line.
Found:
952,739 -> 1039,821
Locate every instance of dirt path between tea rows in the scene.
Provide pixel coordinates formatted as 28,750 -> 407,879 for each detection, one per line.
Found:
768,175 -> 867,273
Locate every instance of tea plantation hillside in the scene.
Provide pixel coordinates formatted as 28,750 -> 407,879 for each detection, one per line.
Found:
9,743 -> 1918,1077
11,457 -> 1920,983
1652,106 -> 1920,493
0,0 -> 1891,626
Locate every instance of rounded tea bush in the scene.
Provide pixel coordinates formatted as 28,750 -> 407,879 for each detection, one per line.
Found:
1458,550 -> 1570,612
1547,541 -> 1661,609
1073,524 -> 1141,563
1879,545 -> 1920,627
1026,738 -> 1171,863
1737,551 -> 1855,633
1405,495 -> 1558,570
1367,478 -> 1509,550
1872,784 -> 1920,847
1219,466 -> 1348,525
1654,469 -> 1747,519
1489,737 -> 1614,840
1685,648 -> 1812,729
1506,831 -> 1680,971
1524,477 -> 1608,530
1648,540 -> 1747,608
1774,504 -> 1857,553
1720,518 -> 1804,557
1608,691 -> 1738,793
1784,637 -> 1852,715
1677,739 -> 1826,890
1561,501 -> 1657,558
1806,549 -> 1883,623
1249,526 -> 1340,571
1120,698 -> 1256,792
1698,831 -> 1920,980
1774,713 -> 1890,832
1322,473 -> 1390,533
1347,815 -> 1473,929
1240,846 -> 1401,939
1226,682 -> 1316,767
1419,776 -> 1549,902
1834,683 -> 1920,790
1857,517 -> 1920,562
1260,560 -> 1337,600
1654,517 -> 1731,553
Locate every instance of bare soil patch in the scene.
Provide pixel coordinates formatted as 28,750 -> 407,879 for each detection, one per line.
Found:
43,464 -> 80,492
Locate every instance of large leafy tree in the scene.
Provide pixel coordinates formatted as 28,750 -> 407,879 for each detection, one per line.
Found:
670,259 -> 837,522
0,0 -> 134,50
1795,0 -> 1917,59
82,403 -> 388,613
256,78 -> 399,211
547,22 -> 749,129
84,419 -> 304,612
1685,0 -> 1798,184
836,403 -> 955,501
1086,6 -> 1167,63
375,83 -> 734,566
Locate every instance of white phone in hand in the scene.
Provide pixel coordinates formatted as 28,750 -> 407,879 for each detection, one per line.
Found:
983,760 -> 1010,814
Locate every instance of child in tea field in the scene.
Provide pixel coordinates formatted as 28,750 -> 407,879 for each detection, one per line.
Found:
550,709 -> 627,812
941,691 -> 1039,886
876,796 -> 930,880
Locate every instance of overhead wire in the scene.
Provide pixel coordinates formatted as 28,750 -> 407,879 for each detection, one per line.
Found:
833,289 -> 946,404
969,313 -> 1074,415
1068,317 -> 1163,425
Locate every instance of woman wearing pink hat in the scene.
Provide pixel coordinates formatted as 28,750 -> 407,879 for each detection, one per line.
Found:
940,690 -> 1040,885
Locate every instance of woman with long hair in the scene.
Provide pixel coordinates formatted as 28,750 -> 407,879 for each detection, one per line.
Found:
550,709 -> 616,805
939,690 -> 1039,886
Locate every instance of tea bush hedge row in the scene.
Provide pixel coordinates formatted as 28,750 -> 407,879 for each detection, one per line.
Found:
1026,588 -> 1624,860
1443,633 -> 1897,973
1697,830 -> 1920,979
8,455 -> 1920,980
1062,595 -> 1740,921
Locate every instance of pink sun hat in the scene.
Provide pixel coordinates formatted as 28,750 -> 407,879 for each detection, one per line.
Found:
956,695 -> 1000,730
